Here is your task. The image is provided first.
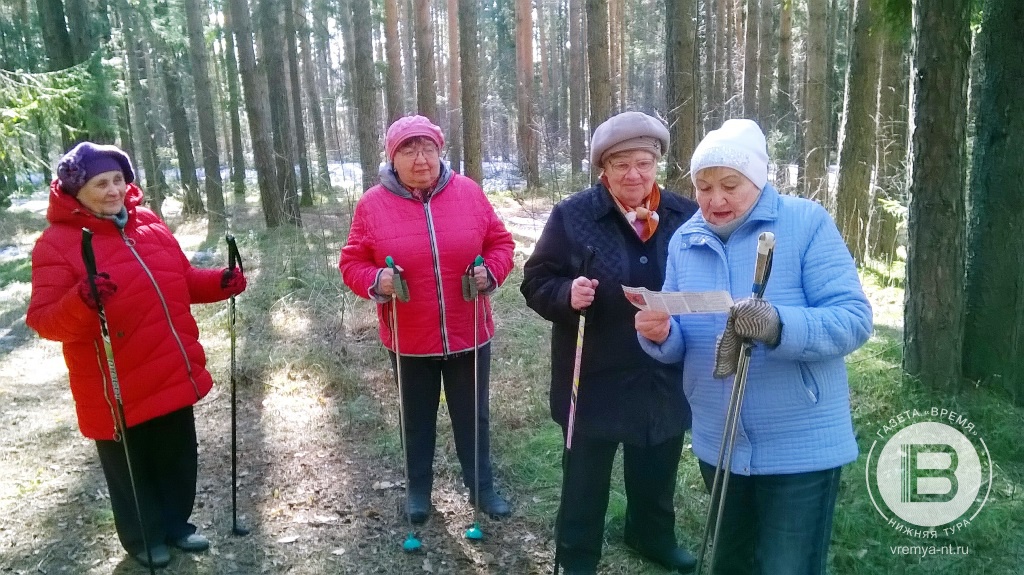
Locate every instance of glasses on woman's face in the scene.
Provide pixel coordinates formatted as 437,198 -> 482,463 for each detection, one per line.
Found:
397,145 -> 440,160
606,159 -> 657,176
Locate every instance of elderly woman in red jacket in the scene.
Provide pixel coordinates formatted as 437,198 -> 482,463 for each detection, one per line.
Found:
26,142 -> 246,569
340,115 -> 515,525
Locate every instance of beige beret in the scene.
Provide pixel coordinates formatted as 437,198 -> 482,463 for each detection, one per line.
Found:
590,111 -> 670,168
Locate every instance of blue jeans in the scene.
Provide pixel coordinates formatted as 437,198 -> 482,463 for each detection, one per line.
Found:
698,461 -> 842,575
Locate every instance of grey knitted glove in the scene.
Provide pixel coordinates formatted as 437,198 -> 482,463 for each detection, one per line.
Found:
731,298 -> 781,345
713,315 -> 742,378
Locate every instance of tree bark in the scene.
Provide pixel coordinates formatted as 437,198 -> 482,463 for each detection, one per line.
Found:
869,25 -> 908,263
515,0 -> 540,188
835,0 -> 880,264
742,0 -> 758,119
445,0 -> 462,174
298,0 -> 332,199
586,0 -> 611,180
259,0 -> 301,226
229,0 -> 282,227
221,0 -> 248,198
803,0 -> 829,200
665,0 -> 697,196
414,0 -> 437,121
184,0 -> 226,228
283,0 -> 313,207
383,0 -> 404,123
458,0 -> 483,183
569,0 -> 584,176
962,0 -> 1024,403
903,0 -> 970,390
350,0 -> 383,191
161,57 -> 204,216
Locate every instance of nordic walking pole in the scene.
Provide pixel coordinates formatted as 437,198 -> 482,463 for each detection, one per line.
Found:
552,246 -> 597,575
385,255 -> 420,552
696,231 -> 776,575
225,234 -> 250,536
81,228 -> 157,575
463,255 -> 485,541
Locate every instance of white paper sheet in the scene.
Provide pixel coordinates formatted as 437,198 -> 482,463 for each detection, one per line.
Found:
622,285 -> 734,314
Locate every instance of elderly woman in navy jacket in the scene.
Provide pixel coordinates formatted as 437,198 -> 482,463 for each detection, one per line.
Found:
522,112 -> 699,575
637,119 -> 872,575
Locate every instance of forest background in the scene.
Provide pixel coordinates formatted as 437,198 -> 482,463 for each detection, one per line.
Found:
1,0 -> 1023,573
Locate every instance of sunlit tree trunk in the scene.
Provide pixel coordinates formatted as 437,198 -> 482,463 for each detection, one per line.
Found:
228,0 -> 282,227
742,0 -> 757,118
283,0 -> 312,208
569,0 -> 584,176
222,0 -> 248,198
184,0 -> 225,228
835,0 -> 880,263
869,26 -> 908,263
445,0 -> 462,173
383,0 -> 404,123
458,0 -> 483,183
586,0 -> 611,181
298,0 -> 332,199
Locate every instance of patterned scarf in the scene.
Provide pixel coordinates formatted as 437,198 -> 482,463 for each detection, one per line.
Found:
603,178 -> 661,242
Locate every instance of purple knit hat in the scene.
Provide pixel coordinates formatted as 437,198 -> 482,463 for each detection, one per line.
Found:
56,142 -> 135,196
384,115 -> 445,161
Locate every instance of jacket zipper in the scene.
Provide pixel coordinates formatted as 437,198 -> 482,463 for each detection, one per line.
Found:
121,230 -> 203,399
422,200 -> 450,356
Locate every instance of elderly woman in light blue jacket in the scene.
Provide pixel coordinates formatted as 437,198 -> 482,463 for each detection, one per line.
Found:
636,119 -> 872,575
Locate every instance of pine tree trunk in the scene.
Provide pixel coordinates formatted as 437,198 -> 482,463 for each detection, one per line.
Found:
776,0 -> 795,165
414,0 -> 437,121
803,0 -> 829,200
161,57 -> 204,216
298,1 -> 332,199
963,0 -> 1024,403
742,0 -> 758,118
903,0 -> 970,390
869,29 -> 908,263
259,0 -> 301,226
445,0 -> 462,174
458,0 -> 483,183
228,0 -> 282,227
383,0 -> 404,123
284,0 -> 313,208
586,0 -> 611,181
757,0 -> 772,127
665,0 -> 696,196
569,0 -> 584,176
835,0 -> 880,264
184,0 -> 225,228
121,6 -> 164,217
515,0 -> 540,188
222,0 -> 248,198
350,0 -> 382,192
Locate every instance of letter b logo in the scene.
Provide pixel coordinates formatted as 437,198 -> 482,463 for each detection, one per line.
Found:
875,422 -> 981,527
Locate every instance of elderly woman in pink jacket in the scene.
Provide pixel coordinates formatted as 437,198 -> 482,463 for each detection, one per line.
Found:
340,115 -> 515,525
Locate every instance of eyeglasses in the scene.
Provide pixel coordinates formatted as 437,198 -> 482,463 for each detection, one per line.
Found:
605,159 -> 658,176
396,146 -> 440,160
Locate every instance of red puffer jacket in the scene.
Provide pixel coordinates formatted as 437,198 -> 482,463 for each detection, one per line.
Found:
27,181 -> 229,440
340,168 -> 515,356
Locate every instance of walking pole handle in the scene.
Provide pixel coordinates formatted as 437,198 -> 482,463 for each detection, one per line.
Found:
385,255 -> 410,302
463,255 -> 485,301
81,229 -> 104,310
226,234 -> 244,274
752,232 -> 775,298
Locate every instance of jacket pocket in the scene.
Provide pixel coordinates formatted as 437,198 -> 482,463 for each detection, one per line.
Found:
798,361 -> 821,405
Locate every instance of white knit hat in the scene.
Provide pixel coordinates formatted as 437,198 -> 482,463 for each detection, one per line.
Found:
689,119 -> 769,190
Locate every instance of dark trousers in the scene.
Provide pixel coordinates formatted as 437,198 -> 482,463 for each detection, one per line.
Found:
556,431 -> 684,571
389,343 -> 494,495
698,461 -> 842,575
95,406 -> 199,555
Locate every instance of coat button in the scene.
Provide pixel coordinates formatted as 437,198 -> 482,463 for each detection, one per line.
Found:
639,256 -> 648,264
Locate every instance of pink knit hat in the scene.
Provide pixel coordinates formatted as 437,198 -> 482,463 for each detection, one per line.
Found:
385,115 -> 445,161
